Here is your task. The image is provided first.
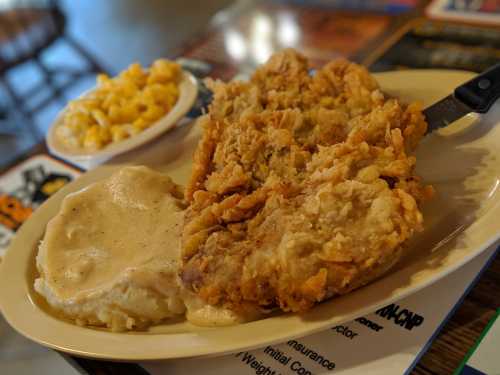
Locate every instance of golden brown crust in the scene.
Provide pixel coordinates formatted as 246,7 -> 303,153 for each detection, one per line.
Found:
181,49 -> 432,313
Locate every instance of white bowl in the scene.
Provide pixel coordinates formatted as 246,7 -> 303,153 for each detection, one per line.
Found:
46,70 -> 198,165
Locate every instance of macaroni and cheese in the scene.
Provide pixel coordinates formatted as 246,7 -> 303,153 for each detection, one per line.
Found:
56,60 -> 181,150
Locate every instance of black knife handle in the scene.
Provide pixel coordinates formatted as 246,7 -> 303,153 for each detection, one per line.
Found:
454,62 -> 500,114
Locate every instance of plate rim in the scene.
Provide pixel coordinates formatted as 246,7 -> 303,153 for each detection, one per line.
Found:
1,69 -> 499,361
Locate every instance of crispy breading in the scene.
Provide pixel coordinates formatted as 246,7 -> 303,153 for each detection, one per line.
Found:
181,49 -> 432,313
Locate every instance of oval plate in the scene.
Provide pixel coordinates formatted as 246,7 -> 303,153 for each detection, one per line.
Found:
46,70 -> 198,164
0,70 -> 499,361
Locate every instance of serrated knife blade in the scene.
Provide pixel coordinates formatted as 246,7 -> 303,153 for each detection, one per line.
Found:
423,94 -> 473,133
423,62 -> 500,133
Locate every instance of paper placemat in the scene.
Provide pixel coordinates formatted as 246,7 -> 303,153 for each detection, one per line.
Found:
0,155 -> 83,374
0,155 -> 81,257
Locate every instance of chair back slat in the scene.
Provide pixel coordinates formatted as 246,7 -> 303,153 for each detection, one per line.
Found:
0,0 -> 64,72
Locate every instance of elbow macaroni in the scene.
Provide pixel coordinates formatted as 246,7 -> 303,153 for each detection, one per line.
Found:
57,59 -> 181,150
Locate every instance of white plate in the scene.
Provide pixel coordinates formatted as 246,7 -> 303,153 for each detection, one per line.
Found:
1,70 -> 499,361
46,70 -> 198,165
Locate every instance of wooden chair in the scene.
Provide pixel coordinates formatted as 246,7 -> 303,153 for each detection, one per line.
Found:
0,0 -> 109,137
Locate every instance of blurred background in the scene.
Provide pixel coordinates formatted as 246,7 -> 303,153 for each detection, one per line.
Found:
0,2 -> 498,375
0,0 -> 498,167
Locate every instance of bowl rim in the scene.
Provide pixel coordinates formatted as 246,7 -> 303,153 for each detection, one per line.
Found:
46,70 -> 198,162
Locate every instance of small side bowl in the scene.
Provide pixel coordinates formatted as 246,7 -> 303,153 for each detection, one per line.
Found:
46,70 -> 198,164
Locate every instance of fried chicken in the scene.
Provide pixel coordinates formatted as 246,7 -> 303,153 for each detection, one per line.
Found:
181,49 -> 433,313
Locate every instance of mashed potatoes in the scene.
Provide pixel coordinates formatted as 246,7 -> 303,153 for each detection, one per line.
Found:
35,166 -> 186,331
35,166 -> 260,331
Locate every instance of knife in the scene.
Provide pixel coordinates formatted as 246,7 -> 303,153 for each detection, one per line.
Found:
424,62 -> 500,133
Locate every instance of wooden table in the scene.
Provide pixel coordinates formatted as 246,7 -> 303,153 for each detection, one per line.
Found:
3,1 -> 499,374
414,255 -> 499,374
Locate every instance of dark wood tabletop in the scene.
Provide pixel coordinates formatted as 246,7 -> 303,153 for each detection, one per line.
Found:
2,1 -> 499,374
